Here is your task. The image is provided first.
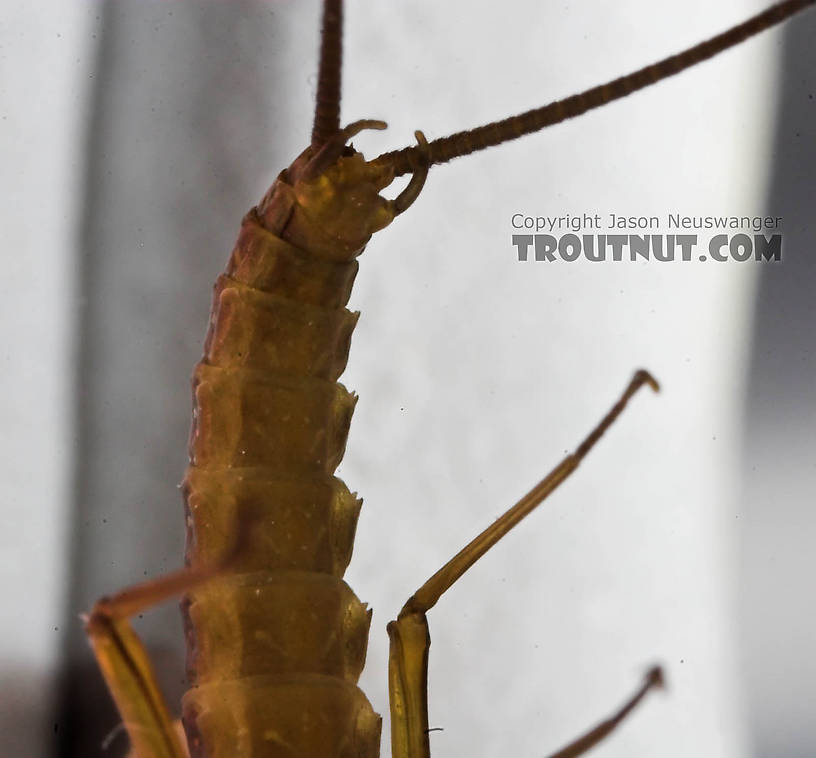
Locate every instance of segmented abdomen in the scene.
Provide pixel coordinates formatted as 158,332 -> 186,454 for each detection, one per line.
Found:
180,195 -> 381,757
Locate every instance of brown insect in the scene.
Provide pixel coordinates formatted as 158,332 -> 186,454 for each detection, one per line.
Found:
81,2 -> 814,756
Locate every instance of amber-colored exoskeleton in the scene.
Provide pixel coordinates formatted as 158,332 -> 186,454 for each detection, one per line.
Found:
84,2 -> 815,757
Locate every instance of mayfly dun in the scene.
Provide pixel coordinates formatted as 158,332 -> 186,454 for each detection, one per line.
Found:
67,1 -> 814,757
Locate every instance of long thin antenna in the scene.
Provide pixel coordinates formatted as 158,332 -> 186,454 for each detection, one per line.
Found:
311,0 -> 344,149
376,0 -> 815,176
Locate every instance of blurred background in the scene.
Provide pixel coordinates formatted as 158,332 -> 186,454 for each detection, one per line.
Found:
1,1 -> 814,756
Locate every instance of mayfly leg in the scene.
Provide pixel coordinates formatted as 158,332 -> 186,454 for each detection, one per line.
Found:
84,524 -> 250,758
387,370 -> 662,758
543,666 -> 665,758
85,574 -> 197,758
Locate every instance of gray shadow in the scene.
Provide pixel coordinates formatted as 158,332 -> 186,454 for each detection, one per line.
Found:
0,669 -> 58,758
740,10 -> 816,758
56,2 -> 302,754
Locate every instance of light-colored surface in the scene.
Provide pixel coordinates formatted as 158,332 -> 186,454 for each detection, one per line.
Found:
1,2 -> 813,756
341,4 -> 767,756
0,2 -> 91,755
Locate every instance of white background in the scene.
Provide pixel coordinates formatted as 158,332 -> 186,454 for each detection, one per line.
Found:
1,2 -> 814,756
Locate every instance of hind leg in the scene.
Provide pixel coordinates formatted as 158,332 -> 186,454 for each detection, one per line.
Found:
387,371 -> 663,758
85,522 -> 248,757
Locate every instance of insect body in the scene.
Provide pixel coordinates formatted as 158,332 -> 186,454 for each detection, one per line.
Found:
84,2 -> 815,757
178,145 -> 403,756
